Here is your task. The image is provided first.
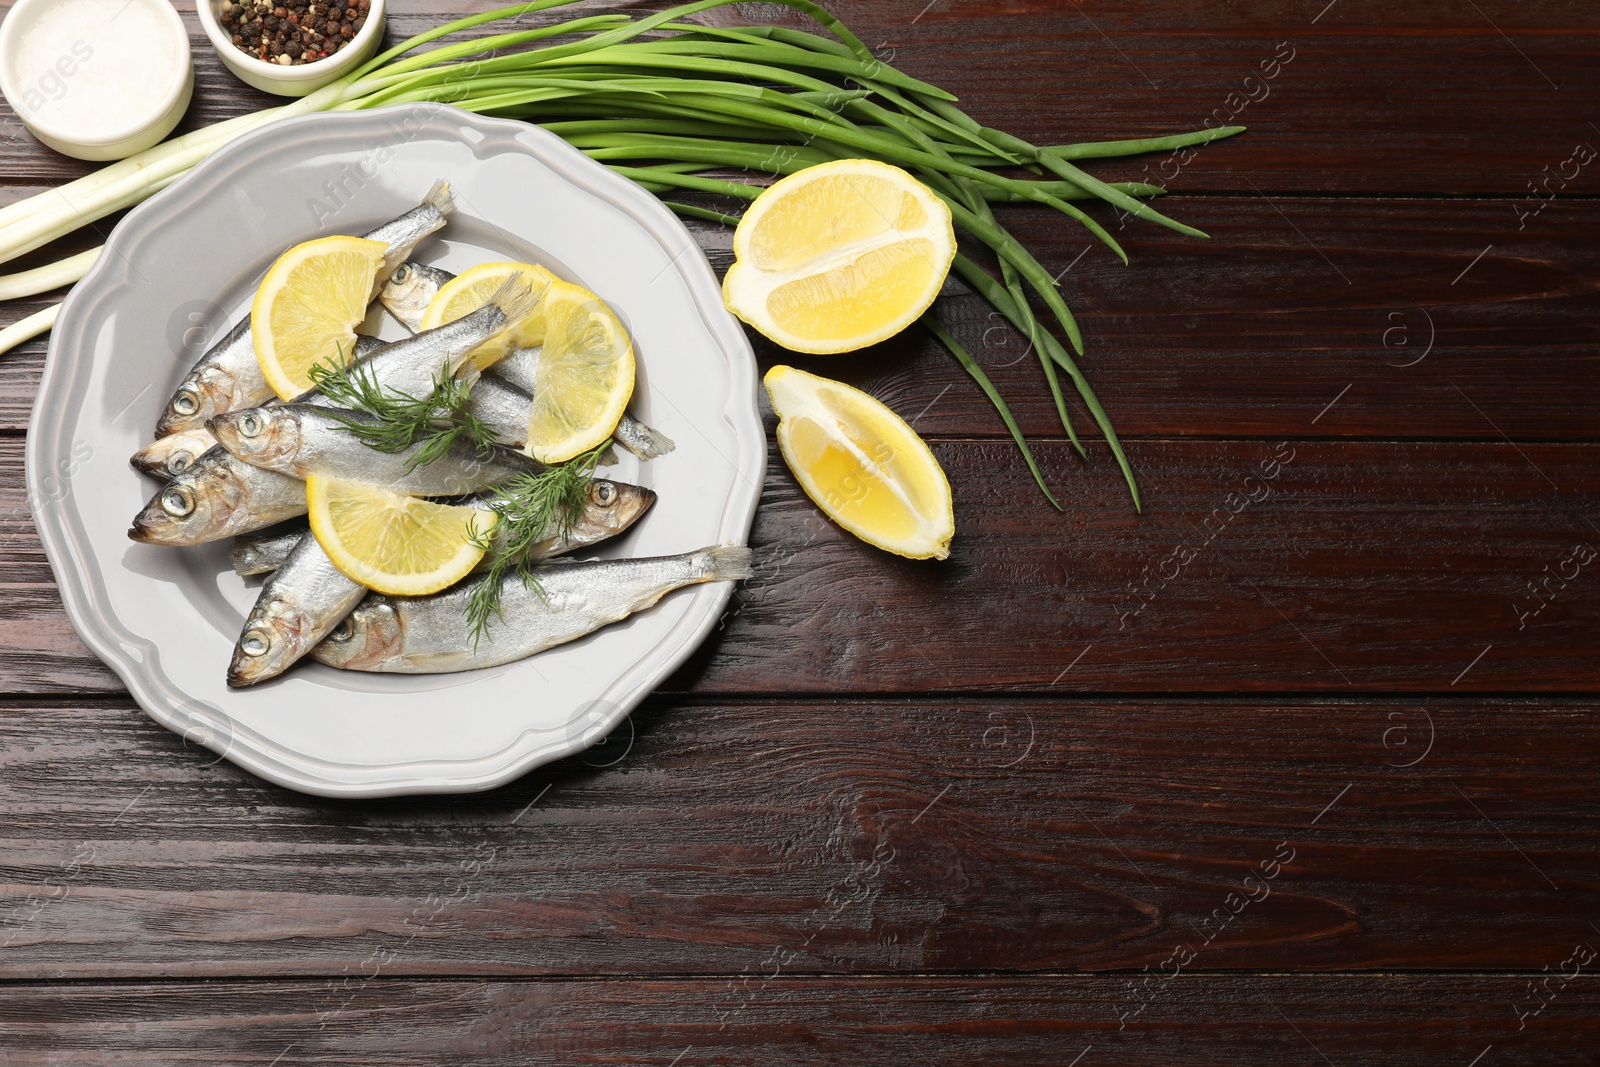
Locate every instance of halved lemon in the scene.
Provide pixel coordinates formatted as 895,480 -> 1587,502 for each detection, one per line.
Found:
724,159 -> 956,355
307,474 -> 495,596
417,260 -> 561,369
252,235 -> 388,399
518,280 -> 635,464
764,365 -> 953,560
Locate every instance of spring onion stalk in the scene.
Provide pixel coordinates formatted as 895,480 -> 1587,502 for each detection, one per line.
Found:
0,0 -> 1242,510
0,247 -> 100,301
0,304 -> 59,355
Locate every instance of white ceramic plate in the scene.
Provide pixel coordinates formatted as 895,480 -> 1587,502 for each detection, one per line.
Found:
28,104 -> 765,798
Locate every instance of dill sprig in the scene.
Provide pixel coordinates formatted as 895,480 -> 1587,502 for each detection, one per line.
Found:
308,350 -> 499,472
465,441 -> 611,647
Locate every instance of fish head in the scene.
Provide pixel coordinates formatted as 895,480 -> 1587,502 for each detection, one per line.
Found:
130,429 -> 215,478
128,462 -> 245,545
156,364 -> 246,437
568,479 -> 657,546
227,596 -> 314,687
379,263 -> 437,333
315,599 -> 403,671
209,406 -> 303,471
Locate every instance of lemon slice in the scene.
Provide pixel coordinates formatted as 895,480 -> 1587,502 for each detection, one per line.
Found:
307,474 -> 494,596
723,159 -> 956,355
764,365 -> 954,560
252,235 -> 388,399
418,260 -> 561,369
518,280 -> 635,464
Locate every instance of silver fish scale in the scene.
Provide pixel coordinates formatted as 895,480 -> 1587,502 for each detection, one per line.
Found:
281,406 -> 544,496
315,546 -> 751,673
229,534 -> 366,686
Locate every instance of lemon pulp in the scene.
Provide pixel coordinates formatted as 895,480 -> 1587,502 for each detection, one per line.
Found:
518,282 -> 635,464
765,365 -> 953,560
252,235 -> 387,399
724,159 -> 956,355
307,474 -> 493,596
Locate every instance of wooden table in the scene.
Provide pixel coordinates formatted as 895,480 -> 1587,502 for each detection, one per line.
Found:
2,1 -> 1597,1061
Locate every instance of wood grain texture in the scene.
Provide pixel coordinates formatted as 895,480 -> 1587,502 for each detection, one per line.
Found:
0,975 -> 1594,1064
0,0 -> 1596,1055
2,198 -> 1596,440
4,435 -> 1596,696
0,1 -> 1595,194
0,696 -> 1594,979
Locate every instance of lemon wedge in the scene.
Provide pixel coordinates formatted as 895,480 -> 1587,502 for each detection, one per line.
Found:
517,280 -> 635,464
417,260 -> 560,369
723,159 -> 956,354
764,365 -> 954,560
307,474 -> 494,596
252,235 -> 388,399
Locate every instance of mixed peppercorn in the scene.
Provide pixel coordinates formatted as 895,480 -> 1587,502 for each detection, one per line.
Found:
219,0 -> 371,66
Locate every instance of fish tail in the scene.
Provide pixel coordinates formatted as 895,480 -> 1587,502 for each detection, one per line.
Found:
423,179 -> 454,218
616,414 -> 676,460
486,274 -> 542,327
230,540 -> 275,577
703,544 -> 754,582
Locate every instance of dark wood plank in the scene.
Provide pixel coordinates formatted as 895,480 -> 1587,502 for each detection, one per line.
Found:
1,2 -> 1596,194
1,695 -> 1595,977
752,196 -> 1600,443
5,435 -> 1597,695
4,197 -> 1596,439
0,975 -> 1595,1063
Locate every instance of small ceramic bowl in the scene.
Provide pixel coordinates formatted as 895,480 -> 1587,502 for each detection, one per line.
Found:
0,0 -> 193,161
196,0 -> 387,98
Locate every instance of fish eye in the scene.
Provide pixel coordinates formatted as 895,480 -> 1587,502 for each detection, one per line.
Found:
160,486 -> 194,517
168,452 -> 194,475
329,618 -> 354,643
171,390 -> 199,416
240,630 -> 271,657
591,481 -> 616,507
238,412 -> 263,437
392,264 -> 411,283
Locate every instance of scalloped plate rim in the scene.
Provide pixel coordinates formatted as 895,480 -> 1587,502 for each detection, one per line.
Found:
25,103 -> 765,798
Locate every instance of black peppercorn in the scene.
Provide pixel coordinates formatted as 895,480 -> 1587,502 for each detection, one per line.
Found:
219,0 -> 364,66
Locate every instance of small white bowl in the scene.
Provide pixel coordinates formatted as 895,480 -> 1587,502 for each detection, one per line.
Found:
0,0 -> 194,161
197,0 -> 387,98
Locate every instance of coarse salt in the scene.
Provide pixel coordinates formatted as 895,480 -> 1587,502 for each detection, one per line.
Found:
9,0 -> 183,141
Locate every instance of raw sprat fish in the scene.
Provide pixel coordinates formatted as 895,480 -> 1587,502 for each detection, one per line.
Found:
128,446 -> 306,545
210,403 -> 547,498
377,261 -> 454,331
229,480 -> 656,579
129,180 -> 749,689
130,427 -> 220,480
381,262 -> 674,460
228,532 -> 368,688
130,277 -> 545,544
132,336 -> 387,478
155,181 -> 455,437
314,546 -> 752,674
231,522 -> 309,576
226,478 -> 656,687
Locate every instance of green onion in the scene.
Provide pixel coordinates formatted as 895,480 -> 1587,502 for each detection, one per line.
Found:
0,0 -> 1241,510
